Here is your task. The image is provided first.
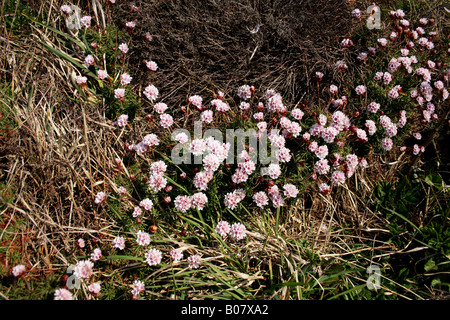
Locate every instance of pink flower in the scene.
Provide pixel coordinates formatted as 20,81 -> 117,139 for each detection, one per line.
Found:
237,85 -> 252,100
94,191 -> 106,204
231,168 -> 248,184
118,43 -> 129,54
413,132 -> 422,140
269,133 -> 286,148
150,161 -> 167,175
74,260 -> 94,279
276,147 -> 291,163
159,114 -> 174,128
267,163 -> 282,179
136,230 -> 151,246
383,72 -> 393,84
341,38 -> 353,48
385,123 -> 398,137
230,223 -> 247,241
321,126 -> 338,144
117,186 -> 127,195
335,60 -> 348,70
365,120 -> 377,135
356,128 -> 368,142
315,72 -> 324,81
253,191 -> 269,208
308,141 -> 318,152
238,160 -> 256,175
60,5 -> 72,15
315,145 -> 329,160
380,116 -> 393,129
91,248 -> 102,261
357,52 -> 368,61
202,154 -> 220,172
346,154 -> 359,169
84,55 -> 95,67
120,73 -> 132,85
351,8 -> 361,19
144,84 -> 159,101
189,139 -> 207,156
331,170 -> 346,186
283,184 -> 298,198
413,144 -> 420,155
212,99 -> 230,112
201,110 -> 214,123
113,236 -> 126,250
144,32 -> 153,42
398,116 -> 407,128
389,31 -> 398,41
330,85 -> 339,95
314,159 -> 330,175
174,195 -> 192,213
116,114 -> 128,127
142,133 -> 159,147
387,58 -> 401,73
266,93 -> 284,112
388,88 -> 399,99
319,183 -> 331,195
239,101 -> 251,111
126,21 -> 136,29
114,88 -> 126,99
170,249 -> 183,261
434,81 -> 444,90
133,206 -> 142,218
75,75 -> 87,85
187,254 -> 201,269
374,72 -> 383,81
310,124 -> 324,137
80,15 -> 92,28
189,95 -> 203,109
355,85 -> 366,96
193,170 -> 213,191
191,192 -> 208,210
253,112 -> 264,121
140,198 -> 154,211
97,69 -> 108,80
287,121 -> 302,137
224,191 -> 241,210
145,60 -> 158,71
216,221 -> 231,237
77,238 -> 85,248
131,280 -> 145,299
359,158 -> 368,167
172,133 -> 189,146
54,288 -> 73,300
377,38 -> 388,47
12,264 -> 26,277
88,283 -> 101,295
271,193 -> 285,208
367,102 -> 380,113
381,137 -> 393,151
145,249 -> 162,266
291,108 -> 304,120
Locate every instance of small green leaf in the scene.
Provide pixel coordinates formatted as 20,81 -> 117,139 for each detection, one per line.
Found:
424,258 -> 437,272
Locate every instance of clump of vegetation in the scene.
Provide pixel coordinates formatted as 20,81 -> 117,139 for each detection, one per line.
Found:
0,0 -> 448,301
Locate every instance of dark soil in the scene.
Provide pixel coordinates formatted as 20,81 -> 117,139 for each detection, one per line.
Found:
110,0 -> 358,107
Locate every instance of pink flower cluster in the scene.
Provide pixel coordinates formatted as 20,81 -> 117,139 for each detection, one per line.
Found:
215,221 -> 247,241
